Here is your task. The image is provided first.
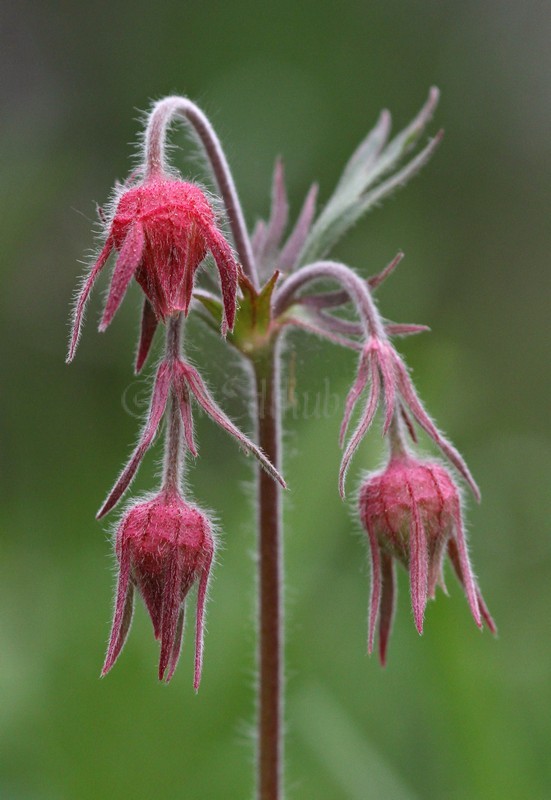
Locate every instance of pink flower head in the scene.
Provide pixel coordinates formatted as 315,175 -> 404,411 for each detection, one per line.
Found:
358,454 -> 495,665
102,490 -> 214,689
67,177 -> 239,363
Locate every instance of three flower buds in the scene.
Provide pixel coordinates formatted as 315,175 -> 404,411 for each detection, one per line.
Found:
68,92 -> 494,691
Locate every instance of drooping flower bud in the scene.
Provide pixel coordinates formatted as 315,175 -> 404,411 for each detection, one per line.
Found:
102,490 -> 214,689
359,454 -> 495,665
109,178 -> 237,326
67,177 -> 239,363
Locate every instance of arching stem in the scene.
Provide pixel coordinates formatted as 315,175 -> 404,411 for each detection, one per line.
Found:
274,260 -> 386,340
144,96 -> 258,289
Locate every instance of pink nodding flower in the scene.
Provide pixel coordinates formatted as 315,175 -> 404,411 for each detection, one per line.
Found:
358,454 -> 495,665
67,177 -> 239,363
102,490 -> 214,689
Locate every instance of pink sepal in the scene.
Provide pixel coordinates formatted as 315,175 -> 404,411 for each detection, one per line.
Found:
67,237 -> 113,363
97,362 -> 172,518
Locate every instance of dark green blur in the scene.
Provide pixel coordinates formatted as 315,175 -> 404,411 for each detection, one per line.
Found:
1,2 -> 549,798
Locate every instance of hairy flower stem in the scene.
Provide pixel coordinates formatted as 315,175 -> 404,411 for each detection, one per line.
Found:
388,412 -> 409,458
274,260 -> 386,340
162,314 -> 184,494
144,96 -> 258,288
253,343 -> 283,800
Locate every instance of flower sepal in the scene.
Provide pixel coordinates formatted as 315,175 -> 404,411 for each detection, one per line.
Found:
196,269 -> 281,358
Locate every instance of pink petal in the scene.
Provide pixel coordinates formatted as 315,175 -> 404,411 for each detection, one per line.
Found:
447,539 -> 495,632
101,545 -> 134,675
97,361 -> 172,518
428,535 -> 448,600
476,590 -> 497,634
173,372 -> 198,457
422,460 -> 451,599
379,553 -> 396,666
365,516 -> 382,656
206,227 -> 238,334
164,605 -> 186,684
67,237 -> 113,363
339,364 -> 380,498
279,183 -> 319,271
178,244 -> 196,318
100,222 -> 145,331
400,404 -> 418,443
449,502 -> 482,628
194,549 -> 214,692
392,352 -> 481,501
177,361 -> 286,488
136,569 -> 164,640
158,554 -> 183,682
339,348 -> 372,447
375,346 -> 396,436
407,482 -> 428,634
135,297 -> 159,374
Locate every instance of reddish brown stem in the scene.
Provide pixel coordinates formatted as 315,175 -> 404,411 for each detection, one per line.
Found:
254,344 -> 283,800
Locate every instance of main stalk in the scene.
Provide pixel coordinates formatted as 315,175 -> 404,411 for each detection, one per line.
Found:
254,344 -> 283,800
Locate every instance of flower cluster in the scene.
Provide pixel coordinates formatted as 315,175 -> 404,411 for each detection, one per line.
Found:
68,89 -> 494,706
68,104 -> 284,686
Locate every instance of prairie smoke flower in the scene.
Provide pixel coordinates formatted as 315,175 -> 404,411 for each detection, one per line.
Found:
67,177 -> 239,364
359,454 -> 495,665
102,491 -> 214,688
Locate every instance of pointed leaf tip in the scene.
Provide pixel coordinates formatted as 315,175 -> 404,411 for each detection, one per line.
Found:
368,251 -> 404,290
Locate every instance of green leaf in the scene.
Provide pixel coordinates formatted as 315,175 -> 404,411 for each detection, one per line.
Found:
298,89 -> 441,266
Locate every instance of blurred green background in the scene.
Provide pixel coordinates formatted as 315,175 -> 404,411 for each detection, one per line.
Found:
1,1 -> 549,798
